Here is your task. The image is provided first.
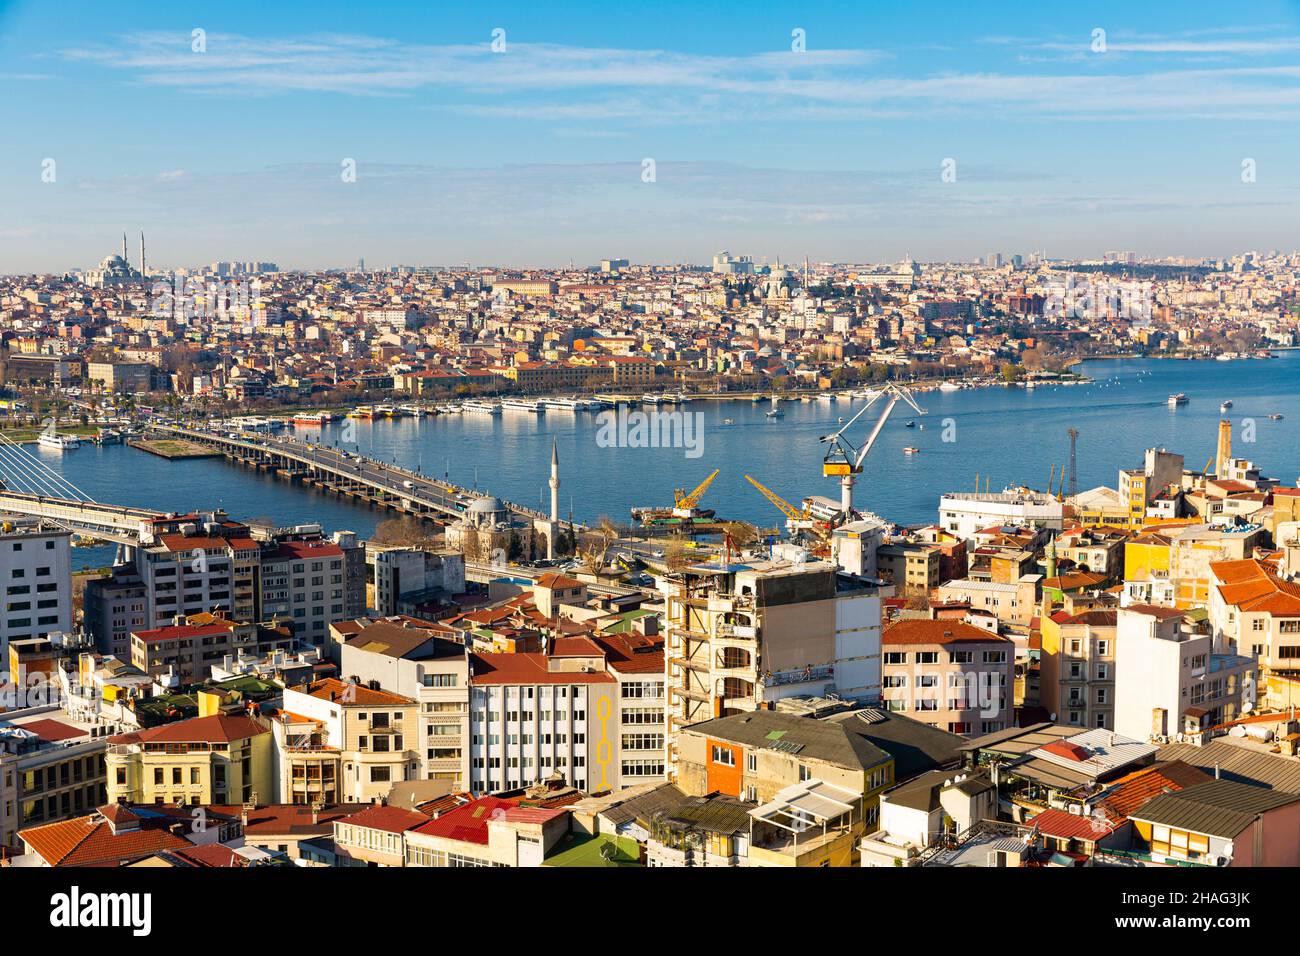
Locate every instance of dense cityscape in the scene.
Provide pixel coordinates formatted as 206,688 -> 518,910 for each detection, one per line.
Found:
4,0 -> 1297,939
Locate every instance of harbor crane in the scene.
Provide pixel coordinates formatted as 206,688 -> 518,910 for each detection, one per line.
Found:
674,468 -> 719,513
820,383 -> 925,521
744,474 -> 825,538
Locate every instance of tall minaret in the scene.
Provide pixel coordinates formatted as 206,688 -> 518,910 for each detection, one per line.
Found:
548,440 -> 560,560
139,232 -> 146,278
122,231 -> 129,266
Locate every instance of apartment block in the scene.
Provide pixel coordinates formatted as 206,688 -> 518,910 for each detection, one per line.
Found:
0,525 -> 72,663
334,616 -> 471,790
275,678 -> 420,804
0,705 -> 109,852
659,558 -> 884,777
1039,607 -> 1117,730
105,713 -> 274,806
879,619 -> 1015,736
1114,604 -> 1257,742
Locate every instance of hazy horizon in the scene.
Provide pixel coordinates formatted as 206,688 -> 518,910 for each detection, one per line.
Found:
3,0 -> 1299,273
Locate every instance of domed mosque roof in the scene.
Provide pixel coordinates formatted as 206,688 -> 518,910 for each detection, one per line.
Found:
467,496 -> 506,514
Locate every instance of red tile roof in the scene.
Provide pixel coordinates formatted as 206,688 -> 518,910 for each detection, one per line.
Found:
1095,761 -> 1211,823
337,804 -> 429,834
1029,807 -> 1113,841
20,814 -> 190,867
469,652 -> 615,685
15,718 -> 85,743
1041,740 -> 1093,763
109,714 -> 268,746
881,619 -> 1010,646
411,796 -> 518,845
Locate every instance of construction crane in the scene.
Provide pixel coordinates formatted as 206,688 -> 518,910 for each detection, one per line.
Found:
674,468 -> 719,512
744,474 -> 828,543
631,469 -> 721,529
1066,427 -> 1079,499
744,474 -> 805,523
820,383 -> 926,520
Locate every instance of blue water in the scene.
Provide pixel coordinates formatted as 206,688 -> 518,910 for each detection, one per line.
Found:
39,354 -> 1300,569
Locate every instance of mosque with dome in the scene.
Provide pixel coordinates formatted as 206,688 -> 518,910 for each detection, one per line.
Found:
82,233 -> 146,288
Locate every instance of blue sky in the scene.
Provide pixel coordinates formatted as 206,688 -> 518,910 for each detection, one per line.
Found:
2,0 -> 1299,272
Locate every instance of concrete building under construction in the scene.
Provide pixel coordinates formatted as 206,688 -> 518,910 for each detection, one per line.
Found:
658,552 -> 887,780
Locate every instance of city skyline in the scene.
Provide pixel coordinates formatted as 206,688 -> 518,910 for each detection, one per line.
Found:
2,0 -> 1300,272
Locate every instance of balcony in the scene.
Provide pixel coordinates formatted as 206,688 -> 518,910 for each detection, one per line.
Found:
761,665 -> 834,688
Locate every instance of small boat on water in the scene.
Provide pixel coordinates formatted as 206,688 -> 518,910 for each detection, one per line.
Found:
722,418 -> 734,426
765,396 -> 784,419
1220,401 -> 1233,412
1168,393 -> 1188,407
39,432 -> 80,450
904,420 -> 916,428
939,382 -> 961,392
1270,413 -> 1284,421
903,446 -> 920,455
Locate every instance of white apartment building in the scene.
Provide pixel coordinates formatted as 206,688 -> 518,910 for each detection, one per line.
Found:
1114,605 -> 1258,742
468,643 -> 616,795
937,491 -> 1064,541
335,617 -> 471,790
0,525 -> 73,663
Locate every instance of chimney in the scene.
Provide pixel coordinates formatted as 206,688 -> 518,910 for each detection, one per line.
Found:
1214,763 -> 1221,779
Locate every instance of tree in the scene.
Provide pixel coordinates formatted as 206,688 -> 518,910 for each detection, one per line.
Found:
371,516 -> 438,548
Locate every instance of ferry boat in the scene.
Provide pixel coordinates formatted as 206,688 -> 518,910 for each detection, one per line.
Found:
373,404 -> 400,418
939,382 -> 962,392
503,398 -> 545,414
1220,401 -> 1233,412
819,393 -> 837,403
293,411 -> 335,426
348,406 -> 378,420
542,397 -> 601,411
462,400 -> 503,416
1167,393 -> 1189,407
38,432 -> 80,450
642,394 -> 669,405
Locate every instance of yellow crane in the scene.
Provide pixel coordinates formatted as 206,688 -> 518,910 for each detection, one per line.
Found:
744,474 -> 806,523
674,468 -> 720,512
744,474 -> 828,541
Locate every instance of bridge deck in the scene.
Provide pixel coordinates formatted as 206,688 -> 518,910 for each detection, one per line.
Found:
154,424 -> 573,528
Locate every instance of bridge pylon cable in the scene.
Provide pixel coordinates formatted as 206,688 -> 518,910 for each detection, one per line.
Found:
0,431 -> 97,502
